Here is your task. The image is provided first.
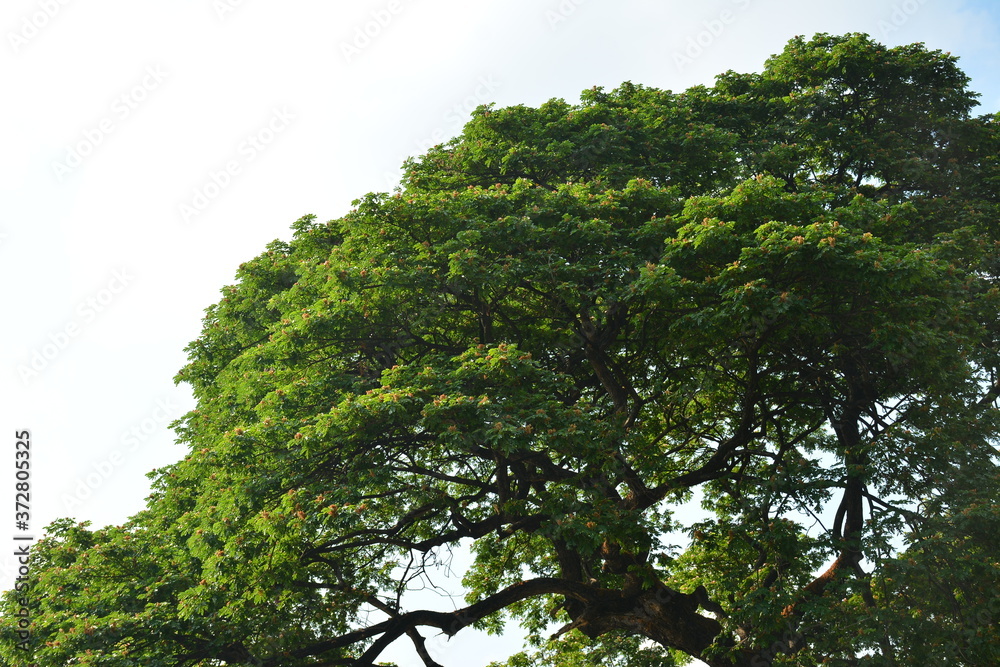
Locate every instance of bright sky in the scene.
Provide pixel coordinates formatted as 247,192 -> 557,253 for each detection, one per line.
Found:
2,0 -> 998,664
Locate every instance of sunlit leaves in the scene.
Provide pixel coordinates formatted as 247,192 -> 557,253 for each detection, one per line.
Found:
2,33 -> 998,667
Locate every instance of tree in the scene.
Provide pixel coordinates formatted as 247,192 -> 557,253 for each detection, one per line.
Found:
3,33 -> 999,666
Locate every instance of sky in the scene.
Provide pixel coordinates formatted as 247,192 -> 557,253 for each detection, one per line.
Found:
2,0 -> 999,664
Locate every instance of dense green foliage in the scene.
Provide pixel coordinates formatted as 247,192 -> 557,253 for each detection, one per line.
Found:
3,33 -> 1000,666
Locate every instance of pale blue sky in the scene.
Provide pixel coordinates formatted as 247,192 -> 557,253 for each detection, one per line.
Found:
2,1 -> 998,664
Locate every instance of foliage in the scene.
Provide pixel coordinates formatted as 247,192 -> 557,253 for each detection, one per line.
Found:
3,33 -> 999,666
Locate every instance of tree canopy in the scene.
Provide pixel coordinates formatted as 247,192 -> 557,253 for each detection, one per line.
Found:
4,33 -> 1000,666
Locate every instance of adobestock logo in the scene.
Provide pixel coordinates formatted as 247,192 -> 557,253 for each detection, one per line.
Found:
340,1 -> 404,64
16,268 -> 135,384
61,396 -> 182,512
415,75 -> 501,154
545,0 -> 588,31
51,65 -> 168,182
178,106 -> 295,223
672,0 -> 753,72
7,0 -> 72,54
878,0 -> 931,39
212,0 -> 249,20
380,75 -> 501,191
